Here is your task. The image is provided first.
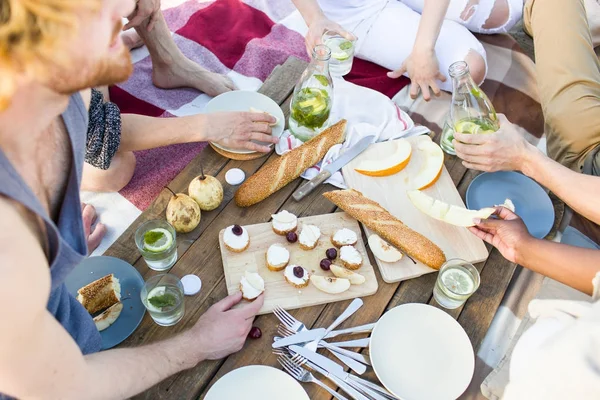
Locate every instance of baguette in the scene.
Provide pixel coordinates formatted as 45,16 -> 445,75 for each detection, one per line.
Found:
323,189 -> 446,269
234,120 -> 347,207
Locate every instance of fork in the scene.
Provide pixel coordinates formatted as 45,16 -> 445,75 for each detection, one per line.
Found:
278,355 -> 349,400
278,325 -> 371,365
274,306 -> 375,338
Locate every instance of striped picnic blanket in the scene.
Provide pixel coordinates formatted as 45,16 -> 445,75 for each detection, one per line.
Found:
82,1 -> 546,398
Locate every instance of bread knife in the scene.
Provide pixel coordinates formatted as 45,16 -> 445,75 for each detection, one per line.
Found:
293,135 -> 375,201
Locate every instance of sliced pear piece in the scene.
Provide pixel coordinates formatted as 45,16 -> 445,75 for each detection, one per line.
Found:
411,137 -> 444,190
330,264 -> 366,285
310,275 -> 351,294
368,234 -> 403,263
407,190 -> 495,227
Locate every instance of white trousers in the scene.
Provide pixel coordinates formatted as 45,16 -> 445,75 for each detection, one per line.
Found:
318,0 -> 524,91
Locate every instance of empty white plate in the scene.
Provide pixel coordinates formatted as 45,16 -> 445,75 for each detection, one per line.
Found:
370,303 -> 474,400
204,365 -> 309,400
204,90 -> 285,154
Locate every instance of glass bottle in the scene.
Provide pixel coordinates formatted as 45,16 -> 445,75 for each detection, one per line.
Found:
440,61 -> 499,155
289,44 -> 334,142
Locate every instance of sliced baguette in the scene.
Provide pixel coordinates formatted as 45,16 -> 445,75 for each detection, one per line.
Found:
234,120 -> 347,207
77,274 -> 121,315
323,189 -> 446,269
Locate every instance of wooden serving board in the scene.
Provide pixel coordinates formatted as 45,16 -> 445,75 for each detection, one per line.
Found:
342,135 -> 489,283
219,213 -> 378,315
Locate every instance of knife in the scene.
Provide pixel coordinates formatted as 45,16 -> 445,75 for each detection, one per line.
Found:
292,135 -> 375,201
290,345 -> 396,400
272,328 -> 327,348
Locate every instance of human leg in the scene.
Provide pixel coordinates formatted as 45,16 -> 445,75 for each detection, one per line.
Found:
81,203 -> 107,253
132,10 -> 236,96
355,1 -> 487,92
81,151 -> 137,193
524,0 -> 600,171
400,0 -> 524,33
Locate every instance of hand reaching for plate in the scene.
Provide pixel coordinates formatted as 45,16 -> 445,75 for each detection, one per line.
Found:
187,292 -> 264,362
207,111 -> 278,153
469,207 -> 532,264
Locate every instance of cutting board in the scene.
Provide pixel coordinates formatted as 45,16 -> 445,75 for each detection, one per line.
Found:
342,135 -> 489,283
219,213 -> 378,315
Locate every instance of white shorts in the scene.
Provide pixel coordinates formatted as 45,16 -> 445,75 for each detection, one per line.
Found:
318,0 -> 523,91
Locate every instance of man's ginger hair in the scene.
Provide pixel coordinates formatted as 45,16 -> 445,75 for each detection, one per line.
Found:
0,0 -> 100,110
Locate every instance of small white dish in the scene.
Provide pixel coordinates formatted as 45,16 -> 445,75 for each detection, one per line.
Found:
204,365 -> 309,400
370,303 -> 475,400
204,91 -> 285,154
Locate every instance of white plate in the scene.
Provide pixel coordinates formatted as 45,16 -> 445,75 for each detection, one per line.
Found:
370,303 -> 474,400
204,90 -> 285,154
204,365 -> 309,400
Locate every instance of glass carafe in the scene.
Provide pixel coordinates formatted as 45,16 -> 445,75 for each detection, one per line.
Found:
440,61 -> 499,155
289,44 -> 334,142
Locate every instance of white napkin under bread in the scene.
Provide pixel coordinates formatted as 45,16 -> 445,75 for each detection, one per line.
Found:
276,78 -> 429,188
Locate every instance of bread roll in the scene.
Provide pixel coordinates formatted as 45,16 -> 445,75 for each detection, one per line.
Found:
324,189 -> 446,269
234,120 -> 347,207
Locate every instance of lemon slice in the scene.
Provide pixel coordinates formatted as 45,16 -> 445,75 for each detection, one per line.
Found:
143,228 -> 174,253
454,121 -> 481,134
442,268 -> 475,295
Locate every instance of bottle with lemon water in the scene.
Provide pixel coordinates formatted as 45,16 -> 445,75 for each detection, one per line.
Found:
440,61 -> 499,155
289,44 -> 334,142
135,220 -> 178,271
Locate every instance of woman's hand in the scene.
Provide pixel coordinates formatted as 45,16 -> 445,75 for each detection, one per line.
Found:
387,48 -> 446,101
305,16 -> 356,56
454,114 -> 538,172
205,112 -> 278,153
469,207 -> 533,264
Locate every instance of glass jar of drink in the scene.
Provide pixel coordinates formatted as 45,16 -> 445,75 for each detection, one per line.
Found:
433,259 -> 480,309
289,44 -> 334,142
440,61 -> 499,155
322,31 -> 356,76
135,220 -> 178,271
141,274 -> 185,326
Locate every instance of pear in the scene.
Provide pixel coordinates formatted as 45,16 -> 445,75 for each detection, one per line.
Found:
368,234 -> 403,263
188,175 -> 224,211
330,264 -> 366,285
166,193 -> 201,233
310,275 -> 351,294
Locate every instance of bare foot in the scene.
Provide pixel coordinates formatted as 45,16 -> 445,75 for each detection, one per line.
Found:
82,203 -> 107,254
151,56 -> 237,96
121,29 -> 144,50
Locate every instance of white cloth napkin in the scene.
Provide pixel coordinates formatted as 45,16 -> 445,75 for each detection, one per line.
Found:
275,78 -> 429,189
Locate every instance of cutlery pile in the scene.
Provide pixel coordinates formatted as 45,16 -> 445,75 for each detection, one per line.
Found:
271,298 -> 398,400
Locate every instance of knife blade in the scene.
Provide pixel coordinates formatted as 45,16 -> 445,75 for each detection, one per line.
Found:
292,135 -> 375,201
272,328 -> 327,348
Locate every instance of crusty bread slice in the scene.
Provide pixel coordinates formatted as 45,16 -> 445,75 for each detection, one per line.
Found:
77,274 -> 121,315
93,302 -> 123,331
234,120 -> 347,207
323,189 -> 446,269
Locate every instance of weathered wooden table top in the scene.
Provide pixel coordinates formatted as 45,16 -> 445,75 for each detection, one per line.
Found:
107,57 -> 516,399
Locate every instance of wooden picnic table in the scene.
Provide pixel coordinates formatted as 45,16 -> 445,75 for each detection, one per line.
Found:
106,57 -> 516,399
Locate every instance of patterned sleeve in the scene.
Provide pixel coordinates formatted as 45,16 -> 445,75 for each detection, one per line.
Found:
85,89 -> 122,170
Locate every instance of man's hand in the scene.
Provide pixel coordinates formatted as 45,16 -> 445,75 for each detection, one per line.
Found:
453,114 -> 537,172
124,0 -> 161,31
187,292 -> 264,362
468,207 -> 533,264
305,16 -> 356,57
387,48 -> 446,101
206,112 -> 278,153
